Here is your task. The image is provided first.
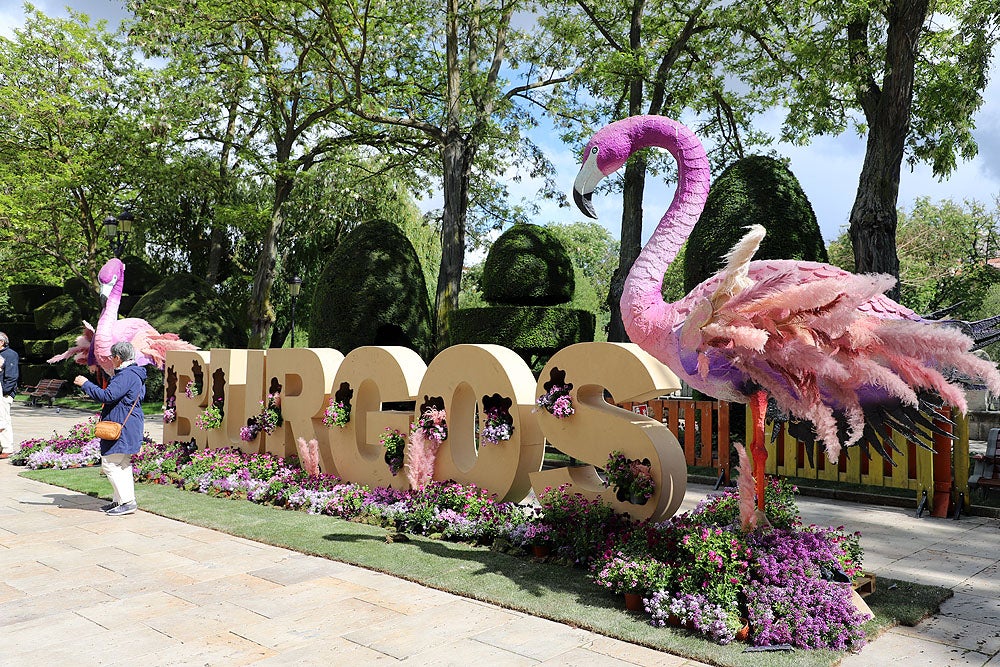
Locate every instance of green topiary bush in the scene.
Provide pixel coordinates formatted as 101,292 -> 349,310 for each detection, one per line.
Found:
447,306 -> 595,373
450,225 -> 594,372
62,276 -> 100,322
33,294 -> 80,336
120,254 -> 162,295
481,224 -> 575,305
684,155 -> 828,292
308,220 -> 434,360
448,306 -> 595,349
129,272 -> 248,350
8,284 -> 62,315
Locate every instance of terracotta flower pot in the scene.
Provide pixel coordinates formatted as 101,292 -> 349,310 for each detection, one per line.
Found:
736,621 -> 750,641
531,544 -> 551,558
623,592 -> 644,611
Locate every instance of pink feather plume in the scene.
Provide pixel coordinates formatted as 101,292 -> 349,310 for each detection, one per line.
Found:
734,443 -> 757,531
405,408 -> 445,491
295,437 -> 320,477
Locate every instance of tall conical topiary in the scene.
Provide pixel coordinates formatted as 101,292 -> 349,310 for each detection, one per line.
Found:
449,223 -> 594,372
308,220 -> 433,359
684,155 -> 828,292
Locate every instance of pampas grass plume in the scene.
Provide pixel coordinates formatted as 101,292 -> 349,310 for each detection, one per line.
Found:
296,437 -> 320,477
734,443 -> 757,531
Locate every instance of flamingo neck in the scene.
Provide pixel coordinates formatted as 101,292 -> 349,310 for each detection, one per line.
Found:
620,117 -> 710,343
94,271 -> 124,356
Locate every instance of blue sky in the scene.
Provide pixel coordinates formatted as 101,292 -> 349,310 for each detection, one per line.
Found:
5,0 -> 998,246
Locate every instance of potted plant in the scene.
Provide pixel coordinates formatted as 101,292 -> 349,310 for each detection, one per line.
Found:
195,396 -> 224,431
591,552 -> 671,608
413,408 -> 448,442
162,396 -> 176,424
240,392 -> 283,441
604,450 -> 654,504
522,523 -> 554,557
645,591 -> 747,644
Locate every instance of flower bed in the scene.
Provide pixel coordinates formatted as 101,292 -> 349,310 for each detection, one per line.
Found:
16,421 -> 872,652
11,416 -> 102,468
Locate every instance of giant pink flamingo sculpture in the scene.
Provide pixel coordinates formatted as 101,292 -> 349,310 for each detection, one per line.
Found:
572,115 -> 1000,512
49,258 -> 195,375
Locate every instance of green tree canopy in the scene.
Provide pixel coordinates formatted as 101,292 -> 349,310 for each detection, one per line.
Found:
757,0 -> 1000,297
0,7 -> 170,299
544,221 -> 619,314
828,198 -> 1000,319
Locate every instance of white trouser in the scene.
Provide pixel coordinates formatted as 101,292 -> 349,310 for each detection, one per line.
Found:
101,453 -> 135,505
0,395 -> 12,453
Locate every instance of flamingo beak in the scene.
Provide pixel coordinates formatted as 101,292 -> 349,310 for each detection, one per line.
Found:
572,149 -> 604,219
573,187 -> 597,219
98,276 -> 115,309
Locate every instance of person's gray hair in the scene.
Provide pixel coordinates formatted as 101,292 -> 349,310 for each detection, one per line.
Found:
0,332 -> 7,348
110,341 -> 135,362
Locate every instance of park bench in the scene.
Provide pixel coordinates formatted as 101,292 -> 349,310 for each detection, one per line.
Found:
23,378 -> 67,407
969,428 -> 1000,498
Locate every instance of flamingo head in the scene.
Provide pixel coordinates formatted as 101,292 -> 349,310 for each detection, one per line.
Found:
572,117 -> 647,219
97,258 -> 124,307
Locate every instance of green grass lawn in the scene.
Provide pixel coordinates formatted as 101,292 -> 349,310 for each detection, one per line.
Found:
21,466 -> 951,667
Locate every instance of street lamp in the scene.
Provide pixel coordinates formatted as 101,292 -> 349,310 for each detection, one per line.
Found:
102,207 -> 134,257
287,275 -> 303,347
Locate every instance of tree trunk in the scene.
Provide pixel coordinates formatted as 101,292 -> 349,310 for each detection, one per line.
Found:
434,0 -> 468,353
435,136 -> 471,351
607,0 -> 648,342
607,156 -> 647,342
248,175 -> 294,348
848,0 -> 929,302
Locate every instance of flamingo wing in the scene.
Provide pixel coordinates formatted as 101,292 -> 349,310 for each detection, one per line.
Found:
678,229 -> 1000,462
47,321 -> 96,366
92,319 -> 197,372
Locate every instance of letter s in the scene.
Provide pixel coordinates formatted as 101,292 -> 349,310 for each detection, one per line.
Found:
529,342 -> 686,521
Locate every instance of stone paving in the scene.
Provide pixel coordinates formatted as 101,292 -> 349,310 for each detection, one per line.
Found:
3,402 -> 1000,665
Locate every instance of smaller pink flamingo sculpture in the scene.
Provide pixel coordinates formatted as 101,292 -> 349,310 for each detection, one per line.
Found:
49,258 -> 196,375
572,115 -> 1000,513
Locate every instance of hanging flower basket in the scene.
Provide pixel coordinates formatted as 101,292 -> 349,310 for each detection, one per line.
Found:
195,398 -> 224,431
322,399 -> 351,428
536,384 -> 574,418
380,427 -> 405,476
162,396 -> 176,424
240,393 -> 282,441
605,450 -> 654,504
480,407 -> 514,444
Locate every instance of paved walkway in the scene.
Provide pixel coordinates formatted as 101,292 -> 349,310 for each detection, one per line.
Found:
2,403 -> 1000,665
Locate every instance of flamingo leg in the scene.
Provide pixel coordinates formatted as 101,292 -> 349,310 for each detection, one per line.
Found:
749,390 -> 769,512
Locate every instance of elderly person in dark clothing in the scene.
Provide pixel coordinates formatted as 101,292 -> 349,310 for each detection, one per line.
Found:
74,341 -> 146,516
0,332 -> 19,459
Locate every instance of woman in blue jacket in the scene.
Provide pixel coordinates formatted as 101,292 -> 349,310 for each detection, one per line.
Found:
74,341 -> 147,516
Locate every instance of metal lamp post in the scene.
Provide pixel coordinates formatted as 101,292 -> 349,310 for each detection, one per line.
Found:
102,207 -> 134,257
287,275 -> 303,347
